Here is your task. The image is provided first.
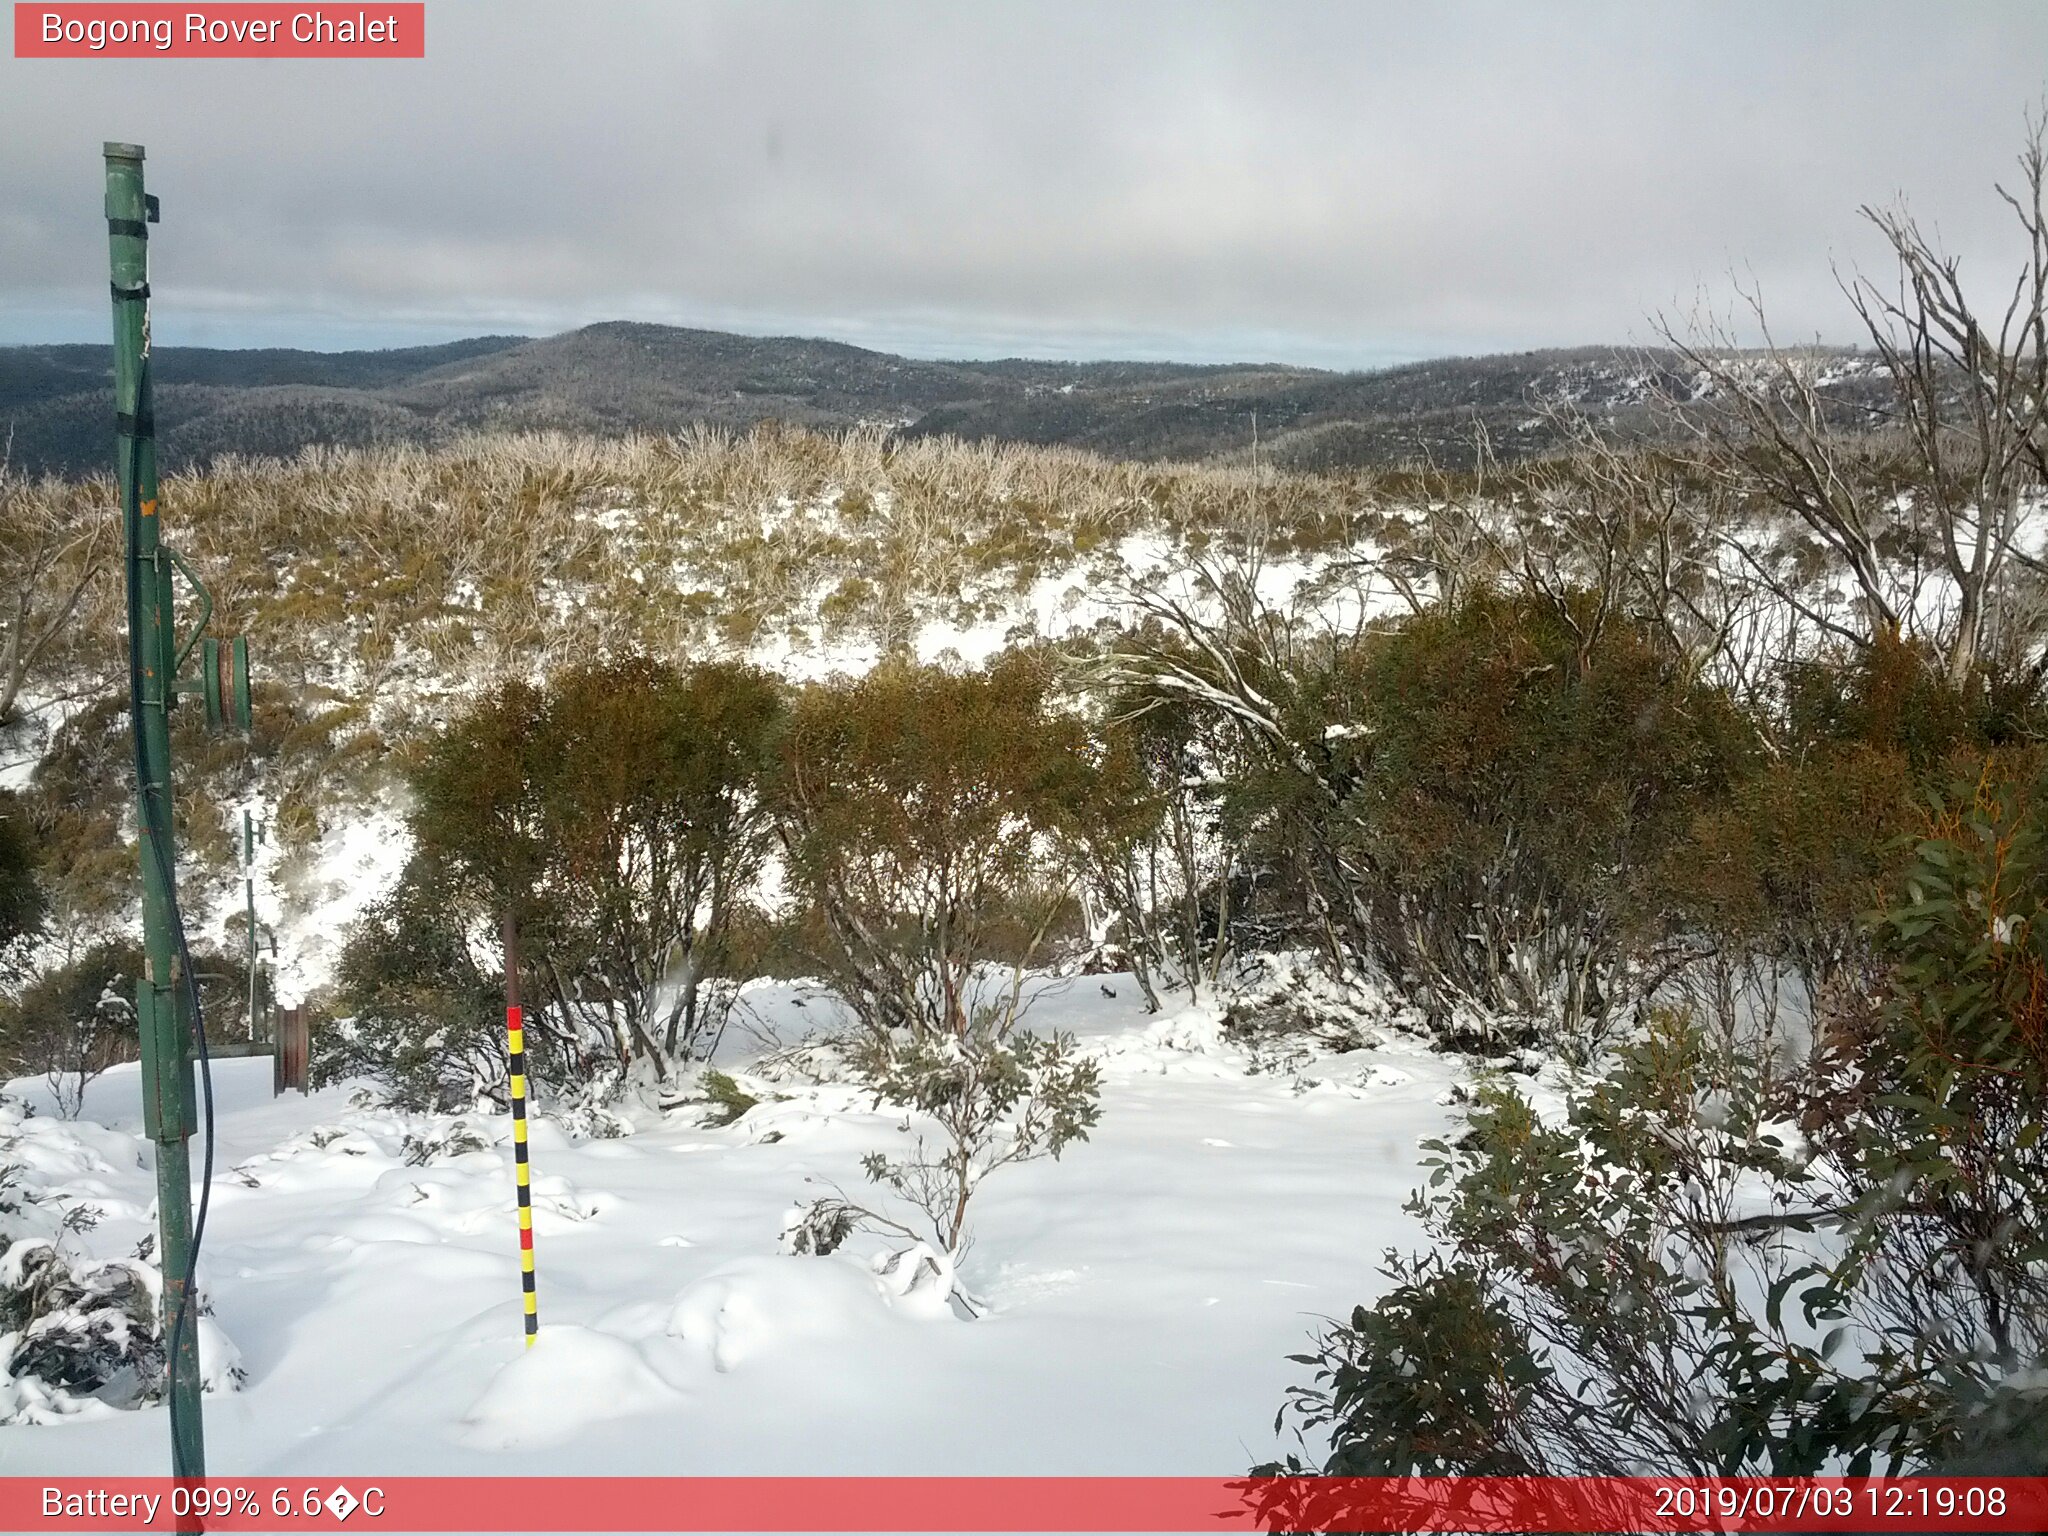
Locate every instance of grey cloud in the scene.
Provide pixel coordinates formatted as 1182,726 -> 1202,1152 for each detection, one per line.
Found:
1,0 -> 2043,363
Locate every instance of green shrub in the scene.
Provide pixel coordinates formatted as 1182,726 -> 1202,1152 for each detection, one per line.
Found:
696,1069 -> 758,1127
22,698 -> 138,923
1270,1012 -> 1951,1477
850,1015 -> 1100,1255
1064,687 -> 1218,1010
1831,761 -> 2048,1377
0,790 -> 45,958
322,856 -> 515,1111
1785,633 -> 2048,774
1337,587 -> 1753,1045
399,656 -> 784,1092
1660,639 -> 2048,993
1660,744 -> 1917,986
771,651 -> 1094,1047
0,941 -> 142,1116
1268,764 -> 2048,1480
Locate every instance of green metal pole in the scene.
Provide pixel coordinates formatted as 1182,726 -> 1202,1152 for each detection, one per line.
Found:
244,810 -> 257,1041
106,141 -> 206,1485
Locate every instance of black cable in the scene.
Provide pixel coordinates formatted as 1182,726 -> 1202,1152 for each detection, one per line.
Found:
124,388 -> 217,1462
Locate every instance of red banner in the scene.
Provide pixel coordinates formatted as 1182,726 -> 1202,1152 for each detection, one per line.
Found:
13,4 -> 424,58
5,1477 -> 2047,1533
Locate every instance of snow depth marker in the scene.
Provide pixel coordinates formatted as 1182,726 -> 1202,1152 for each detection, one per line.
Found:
503,914 -> 539,1346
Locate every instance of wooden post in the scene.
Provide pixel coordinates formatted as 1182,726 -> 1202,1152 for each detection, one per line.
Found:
272,1006 -> 309,1095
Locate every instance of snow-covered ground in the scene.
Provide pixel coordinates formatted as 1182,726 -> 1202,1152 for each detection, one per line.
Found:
1,977 -> 1468,1477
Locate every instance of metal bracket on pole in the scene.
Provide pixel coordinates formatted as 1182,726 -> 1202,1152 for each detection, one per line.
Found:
164,552 -> 254,736
165,547 -> 213,676
134,982 -> 196,1142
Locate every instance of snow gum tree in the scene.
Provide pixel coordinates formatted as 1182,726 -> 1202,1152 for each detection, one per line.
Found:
1338,585 -> 1753,1049
772,650 -> 1092,1048
1113,564 -> 1752,1052
399,656 -> 782,1094
534,657 -> 783,1079
1669,120 -> 2048,690
0,463 -> 107,729
772,653 -> 1104,1299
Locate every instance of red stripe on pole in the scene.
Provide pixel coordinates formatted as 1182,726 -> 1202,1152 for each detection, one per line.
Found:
507,1004 -> 523,1033
519,1226 -> 533,1249
6,1478 -> 2046,1532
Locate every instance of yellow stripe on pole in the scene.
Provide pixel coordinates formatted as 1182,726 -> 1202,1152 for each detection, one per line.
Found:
506,931 -> 536,1349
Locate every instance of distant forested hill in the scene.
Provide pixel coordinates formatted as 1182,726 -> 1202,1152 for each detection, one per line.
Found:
0,321 -> 1875,478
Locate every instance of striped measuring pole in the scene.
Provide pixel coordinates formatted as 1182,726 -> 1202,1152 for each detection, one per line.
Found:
503,914 -> 538,1346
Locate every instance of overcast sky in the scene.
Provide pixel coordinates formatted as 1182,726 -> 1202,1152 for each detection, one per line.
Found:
2,1 -> 2045,367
